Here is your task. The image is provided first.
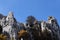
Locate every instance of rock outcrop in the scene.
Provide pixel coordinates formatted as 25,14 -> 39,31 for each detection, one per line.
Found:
0,12 -> 60,40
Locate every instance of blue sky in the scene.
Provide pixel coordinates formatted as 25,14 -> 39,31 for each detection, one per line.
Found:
0,0 -> 60,24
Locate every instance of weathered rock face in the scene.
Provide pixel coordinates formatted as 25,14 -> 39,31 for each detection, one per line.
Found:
6,12 -> 15,26
23,16 -> 60,40
0,12 -> 18,40
47,16 -> 60,40
0,13 -> 60,40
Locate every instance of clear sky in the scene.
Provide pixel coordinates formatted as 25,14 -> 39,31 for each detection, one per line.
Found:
0,0 -> 60,24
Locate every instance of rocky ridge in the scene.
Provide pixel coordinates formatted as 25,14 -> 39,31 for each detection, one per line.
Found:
0,12 -> 60,40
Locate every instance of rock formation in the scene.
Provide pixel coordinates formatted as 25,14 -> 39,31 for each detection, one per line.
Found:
0,12 -> 60,40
